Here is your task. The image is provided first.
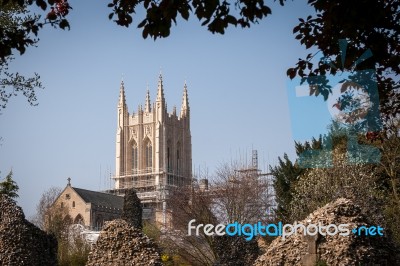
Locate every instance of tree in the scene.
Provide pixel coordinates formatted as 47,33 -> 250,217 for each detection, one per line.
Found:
0,0 -> 71,61
0,0 -> 43,109
270,153 -> 302,223
377,122 -> 400,203
270,137 -> 327,223
289,151 -> 382,223
32,186 -> 62,229
3,0 -> 397,117
33,187 -> 90,265
288,0 -> 400,122
122,188 -> 143,229
0,170 -> 19,198
33,186 -> 71,239
370,120 -> 400,245
107,0 -> 283,39
0,0 -> 71,109
166,186 -> 216,266
162,160 -> 270,265
212,161 -> 274,224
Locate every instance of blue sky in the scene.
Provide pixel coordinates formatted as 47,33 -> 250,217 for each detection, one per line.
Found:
0,0 -> 324,217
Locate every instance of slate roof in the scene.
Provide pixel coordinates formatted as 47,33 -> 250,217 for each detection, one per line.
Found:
72,187 -> 124,210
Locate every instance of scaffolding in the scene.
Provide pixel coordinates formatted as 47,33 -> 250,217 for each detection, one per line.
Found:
114,168 -> 191,191
108,167 -> 192,227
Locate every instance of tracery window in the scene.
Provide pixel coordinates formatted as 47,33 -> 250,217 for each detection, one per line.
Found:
132,141 -> 138,172
145,140 -> 152,169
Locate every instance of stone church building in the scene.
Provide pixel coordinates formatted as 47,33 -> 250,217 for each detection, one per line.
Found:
52,74 -> 193,229
53,178 -> 123,230
111,74 -> 193,225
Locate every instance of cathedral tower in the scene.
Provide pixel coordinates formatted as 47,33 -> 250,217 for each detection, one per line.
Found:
113,74 -> 192,222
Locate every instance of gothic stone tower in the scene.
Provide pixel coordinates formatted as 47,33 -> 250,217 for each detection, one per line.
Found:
114,74 -> 192,223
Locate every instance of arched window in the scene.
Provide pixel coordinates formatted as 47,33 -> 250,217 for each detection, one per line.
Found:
64,214 -> 72,224
95,214 -> 104,230
145,140 -> 152,169
132,141 -> 138,172
176,142 -> 181,175
167,150 -> 171,172
167,140 -> 171,172
74,214 -> 84,225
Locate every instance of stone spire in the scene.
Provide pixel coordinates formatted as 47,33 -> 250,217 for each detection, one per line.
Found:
156,73 -> 165,103
118,80 -> 127,107
180,81 -> 190,118
144,87 -> 151,113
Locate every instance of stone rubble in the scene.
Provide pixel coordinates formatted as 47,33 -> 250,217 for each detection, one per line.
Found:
86,219 -> 162,266
254,198 -> 399,266
0,195 -> 58,266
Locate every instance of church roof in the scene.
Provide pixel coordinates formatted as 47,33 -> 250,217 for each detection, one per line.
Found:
72,187 -> 124,210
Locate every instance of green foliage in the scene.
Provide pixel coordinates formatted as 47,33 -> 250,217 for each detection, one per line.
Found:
315,259 -> 328,266
58,231 -> 91,266
274,120 -> 400,249
288,0 -> 400,121
270,153 -> 303,223
378,127 -> 400,246
384,199 -> 400,246
143,220 -> 161,241
0,0 -> 71,109
270,136 -> 325,223
0,170 -> 19,198
107,0 -> 282,39
0,0 -> 43,109
0,0 -> 71,61
290,151 -> 382,222
271,121 -> 379,223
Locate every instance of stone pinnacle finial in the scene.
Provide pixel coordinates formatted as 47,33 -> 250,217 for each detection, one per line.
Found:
180,81 -> 190,118
145,88 -> 151,113
156,72 -> 165,102
119,79 -> 126,107
67,177 -> 71,186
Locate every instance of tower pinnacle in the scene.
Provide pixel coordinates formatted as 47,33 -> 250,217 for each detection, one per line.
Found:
156,73 -> 165,102
118,80 -> 126,107
145,88 -> 151,113
180,81 -> 190,118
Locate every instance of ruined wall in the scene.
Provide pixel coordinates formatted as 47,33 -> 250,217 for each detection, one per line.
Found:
255,198 -> 399,266
0,195 -> 57,266
87,219 -> 162,266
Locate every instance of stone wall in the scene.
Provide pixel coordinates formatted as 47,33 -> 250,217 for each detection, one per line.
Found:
86,219 -> 162,265
254,198 -> 399,266
0,195 -> 58,266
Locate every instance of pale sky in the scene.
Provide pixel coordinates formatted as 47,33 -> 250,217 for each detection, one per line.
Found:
0,0 -> 328,218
